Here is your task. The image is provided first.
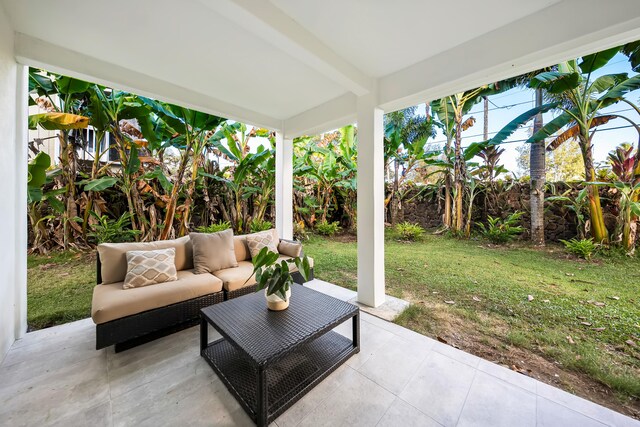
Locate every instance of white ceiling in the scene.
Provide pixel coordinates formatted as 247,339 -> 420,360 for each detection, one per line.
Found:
3,0 -> 640,136
270,0 -> 559,77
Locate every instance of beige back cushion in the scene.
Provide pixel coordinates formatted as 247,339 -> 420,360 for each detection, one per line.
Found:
123,248 -> 178,289
245,229 -> 279,258
98,236 -> 192,285
190,229 -> 238,274
233,235 -> 250,262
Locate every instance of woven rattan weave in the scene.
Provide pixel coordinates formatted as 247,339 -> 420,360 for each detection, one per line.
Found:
200,283 -> 359,426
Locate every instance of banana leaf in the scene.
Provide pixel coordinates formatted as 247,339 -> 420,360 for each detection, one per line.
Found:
578,46 -> 620,74
29,112 -> 89,130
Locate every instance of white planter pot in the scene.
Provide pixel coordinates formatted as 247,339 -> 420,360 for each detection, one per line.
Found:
265,288 -> 291,311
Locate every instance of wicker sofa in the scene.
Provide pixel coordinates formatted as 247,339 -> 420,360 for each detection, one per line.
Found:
91,232 -> 314,352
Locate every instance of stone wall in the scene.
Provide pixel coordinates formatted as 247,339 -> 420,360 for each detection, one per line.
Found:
396,182 -> 621,242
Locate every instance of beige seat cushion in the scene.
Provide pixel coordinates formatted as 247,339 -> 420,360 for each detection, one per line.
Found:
213,261 -> 256,292
245,229 -> 279,258
124,248 -> 178,289
98,236 -> 192,285
214,256 -> 314,292
190,229 -> 238,274
91,269 -> 222,324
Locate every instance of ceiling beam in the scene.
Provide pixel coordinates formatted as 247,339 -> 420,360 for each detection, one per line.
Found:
378,0 -> 640,113
283,93 -> 356,139
200,0 -> 372,96
14,33 -> 282,130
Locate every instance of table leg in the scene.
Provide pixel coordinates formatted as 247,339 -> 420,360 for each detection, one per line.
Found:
200,316 -> 208,354
352,311 -> 360,351
257,365 -> 268,427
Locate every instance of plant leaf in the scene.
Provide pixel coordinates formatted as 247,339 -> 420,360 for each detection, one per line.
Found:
29,112 -> 89,130
578,47 -> 620,74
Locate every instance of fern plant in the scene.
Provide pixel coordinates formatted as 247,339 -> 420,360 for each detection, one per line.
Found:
88,212 -> 141,244
249,218 -> 273,233
477,211 -> 524,244
560,238 -> 598,260
394,221 -> 425,241
197,220 -> 231,233
315,220 -> 342,236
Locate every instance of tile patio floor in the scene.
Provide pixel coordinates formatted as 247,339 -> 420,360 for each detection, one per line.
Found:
0,279 -> 637,427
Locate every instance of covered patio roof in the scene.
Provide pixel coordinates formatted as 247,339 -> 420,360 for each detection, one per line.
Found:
4,0 -> 640,137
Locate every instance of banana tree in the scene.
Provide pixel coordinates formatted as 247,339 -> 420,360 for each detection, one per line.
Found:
488,47 -> 640,243
430,81 -> 516,233
140,98 -> 226,237
207,122 -> 271,232
27,152 -> 65,253
431,99 -> 456,228
28,69 -> 91,248
384,107 -> 435,224
424,141 -> 487,235
334,125 -> 358,229
89,87 -> 157,238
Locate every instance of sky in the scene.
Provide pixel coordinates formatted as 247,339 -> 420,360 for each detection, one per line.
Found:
414,53 -> 639,176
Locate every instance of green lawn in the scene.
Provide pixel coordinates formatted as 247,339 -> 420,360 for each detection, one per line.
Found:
27,251 -> 95,330
304,232 -> 640,412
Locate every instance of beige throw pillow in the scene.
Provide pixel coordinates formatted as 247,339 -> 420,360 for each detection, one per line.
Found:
190,229 -> 238,274
123,248 -> 178,289
278,239 -> 302,258
246,229 -> 279,258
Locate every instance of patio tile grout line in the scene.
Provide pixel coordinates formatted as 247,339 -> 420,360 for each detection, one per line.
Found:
105,349 -> 116,425
453,366 -> 479,427
534,394 -> 622,427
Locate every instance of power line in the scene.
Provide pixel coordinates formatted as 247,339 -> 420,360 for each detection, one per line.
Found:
466,99 -> 534,116
426,123 -> 638,151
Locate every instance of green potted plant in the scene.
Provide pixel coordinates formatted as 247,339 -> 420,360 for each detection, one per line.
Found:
246,247 -> 311,311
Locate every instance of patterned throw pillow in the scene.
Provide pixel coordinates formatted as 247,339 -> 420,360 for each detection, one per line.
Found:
123,248 -> 178,289
246,229 -> 279,258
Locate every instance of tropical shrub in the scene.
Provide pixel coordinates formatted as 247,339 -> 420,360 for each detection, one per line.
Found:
196,221 -> 231,233
315,220 -> 341,236
478,211 -> 524,244
88,212 -> 141,244
560,238 -> 598,260
394,222 -> 425,241
249,218 -> 273,233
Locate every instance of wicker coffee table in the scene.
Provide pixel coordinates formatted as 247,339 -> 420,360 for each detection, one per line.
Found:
200,283 -> 360,426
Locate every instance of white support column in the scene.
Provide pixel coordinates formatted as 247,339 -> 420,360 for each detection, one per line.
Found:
275,131 -> 293,240
356,93 -> 385,307
15,65 -> 28,339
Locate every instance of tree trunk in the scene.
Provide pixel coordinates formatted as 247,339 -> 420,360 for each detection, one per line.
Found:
59,131 -> 79,249
391,159 -> 400,224
453,110 -> 464,232
482,96 -> 490,220
160,144 -> 192,240
483,97 -> 489,141
530,88 -> 546,246
581,135 -> 609,243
